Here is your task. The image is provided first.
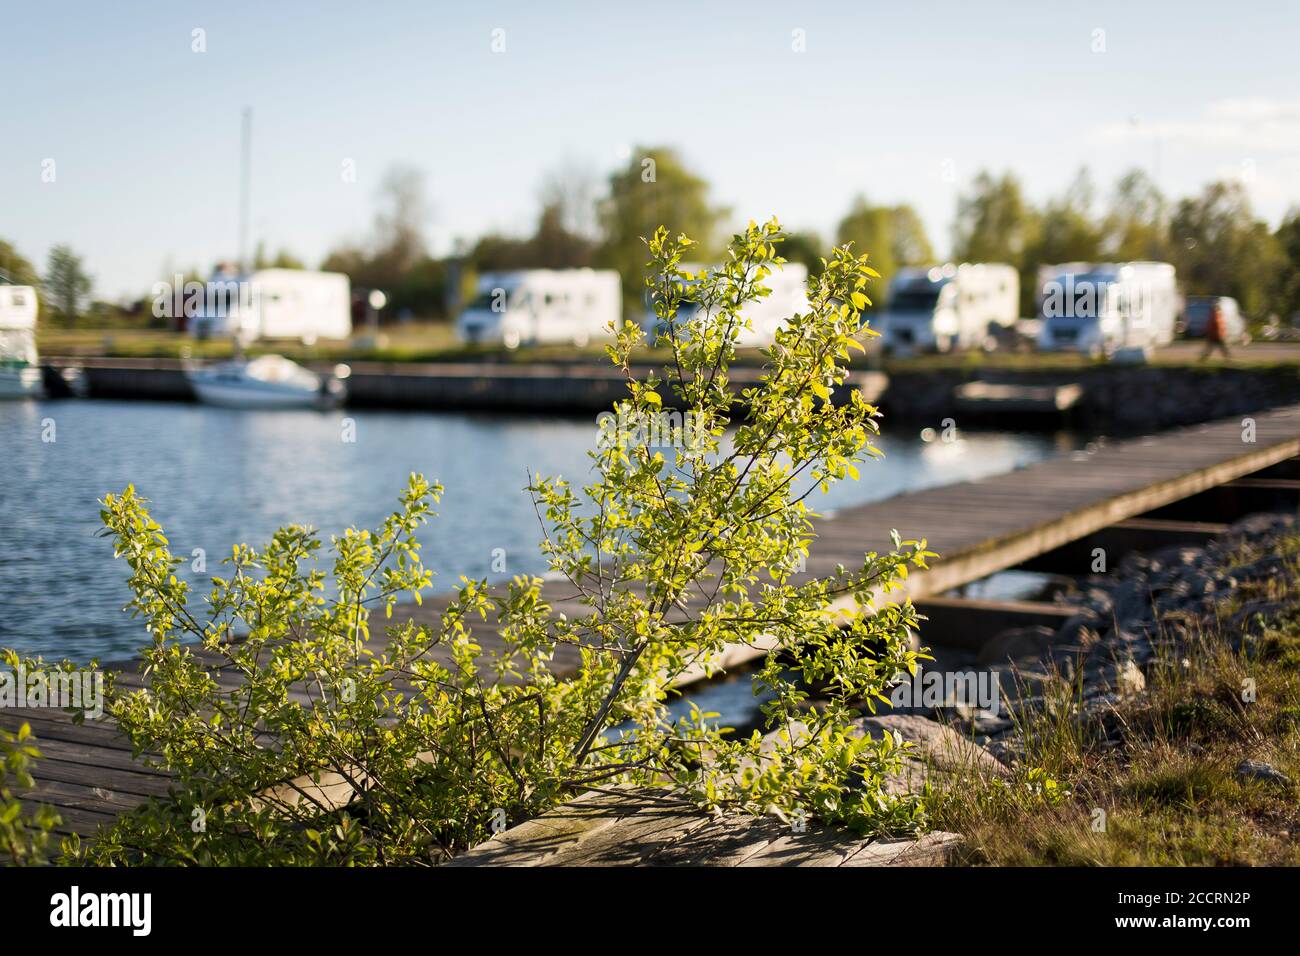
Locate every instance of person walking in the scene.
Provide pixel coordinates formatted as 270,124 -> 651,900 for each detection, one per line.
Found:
1201,301 -> 1231,360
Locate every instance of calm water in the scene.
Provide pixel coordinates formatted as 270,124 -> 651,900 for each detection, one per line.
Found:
0,399 -> 1074,662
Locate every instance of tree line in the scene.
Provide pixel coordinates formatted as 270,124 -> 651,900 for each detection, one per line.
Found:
4,149 -> 1298,326
318,151 -> 1300,325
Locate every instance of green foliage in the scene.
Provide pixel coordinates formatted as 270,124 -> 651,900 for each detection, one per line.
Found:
0,239 -> 42,288
1273,209 -> 1300,323
0,721 -> 61,865
43,244 -> 93,328
76,218 -> 931,865
1169,180 -> 1288,319
952,171 -> 1036,265
836,197 -> 933,308
596,146 -> 729,306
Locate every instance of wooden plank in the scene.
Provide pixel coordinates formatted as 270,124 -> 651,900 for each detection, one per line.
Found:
452,786 -> 961,867
445,788 -> 654,867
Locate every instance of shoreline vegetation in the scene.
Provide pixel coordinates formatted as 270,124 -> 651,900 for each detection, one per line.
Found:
929,512 -> 1300,865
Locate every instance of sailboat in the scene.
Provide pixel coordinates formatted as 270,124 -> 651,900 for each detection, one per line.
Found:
185,353 -> 347,409
0,281 -> 44,400
182,107 -> 348,410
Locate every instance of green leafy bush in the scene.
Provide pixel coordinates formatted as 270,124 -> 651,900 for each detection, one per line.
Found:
75,219 -> 931,865
0,721 -> 61,865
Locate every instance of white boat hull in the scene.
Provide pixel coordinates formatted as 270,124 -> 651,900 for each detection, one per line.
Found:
185,355 -> 342,409
189,378 -> 328,409
0,366 -> 44,400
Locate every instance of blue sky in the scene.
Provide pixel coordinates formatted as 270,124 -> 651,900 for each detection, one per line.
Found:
3,0 -> 1298,299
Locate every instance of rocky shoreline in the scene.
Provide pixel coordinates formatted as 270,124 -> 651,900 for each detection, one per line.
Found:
864,509 -> 1298,790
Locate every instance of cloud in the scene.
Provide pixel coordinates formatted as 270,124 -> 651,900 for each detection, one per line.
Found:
1095,98 -> 1300,152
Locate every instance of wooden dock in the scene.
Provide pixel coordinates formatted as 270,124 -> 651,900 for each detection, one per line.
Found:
446,786 -> 961,867
4,403 -> 1300,849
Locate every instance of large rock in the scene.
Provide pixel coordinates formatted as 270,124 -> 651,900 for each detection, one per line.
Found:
851,713 -> 1010,778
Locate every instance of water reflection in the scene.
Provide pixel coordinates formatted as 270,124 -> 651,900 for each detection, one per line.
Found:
0,399 -> 1070,661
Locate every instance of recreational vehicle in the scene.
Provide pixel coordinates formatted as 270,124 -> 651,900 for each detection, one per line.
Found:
188,269 -> 352,345
1037,262 -> 1178,356
642,261 -> 810,349
457,269 -> 622,349
878,263 -> 1019,353
0,281 -> 43,399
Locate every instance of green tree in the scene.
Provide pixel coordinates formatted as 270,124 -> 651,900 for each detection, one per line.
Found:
368,164 -> 432,288
1102,168 -> 1172,261
836,199 -> 933,307
888,205 -> 934,269
43,245 -> 93,327
951,170 -> 1036,265
837,198 -> 896,306
321,165 -> 450,319
523,202 -> 596,269
1020,169 -> 1105,314
952,172 -> 1038,315
0,240 -> 41,287
1272,209 -> 1300,323
70,219 -> 931,865
1169,180 -> 1285,319
596,147 -> 728,307
780,230 -> 827,278
1031,168 -> 1103,263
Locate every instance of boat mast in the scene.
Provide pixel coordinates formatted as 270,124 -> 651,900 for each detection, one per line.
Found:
238,107 -> 252,276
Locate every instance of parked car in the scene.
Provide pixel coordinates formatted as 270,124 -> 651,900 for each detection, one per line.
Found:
1179,296 -> 1249,344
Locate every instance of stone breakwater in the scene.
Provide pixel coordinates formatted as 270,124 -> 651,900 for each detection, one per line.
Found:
881,365 -> 1300,433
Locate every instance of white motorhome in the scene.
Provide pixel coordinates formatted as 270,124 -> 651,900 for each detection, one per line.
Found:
0,282 -> 42,399
457,269 -> 621,349
878,263 -> 1019,353
642,261 -> 810,348
189,269 -> 351,345
1037,262 -> 1178,356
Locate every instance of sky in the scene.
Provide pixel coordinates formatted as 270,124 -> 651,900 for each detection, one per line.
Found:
2,0 -> 1298,300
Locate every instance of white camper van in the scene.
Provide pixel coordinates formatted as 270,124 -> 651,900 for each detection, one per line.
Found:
1037,262 -> 1177,356
457,269 -> 621,349
878,264 -> 1019,353
0,282 -> 42,399
642,261 -> 810,348
190,269 -> 351,345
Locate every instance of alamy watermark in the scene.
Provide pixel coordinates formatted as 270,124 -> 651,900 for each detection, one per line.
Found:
0,664 -> 104,719
1040,274 -> 1157,327
596,407 -> 708,451
150,274 -> 259,320
889,664 -> 1001,717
